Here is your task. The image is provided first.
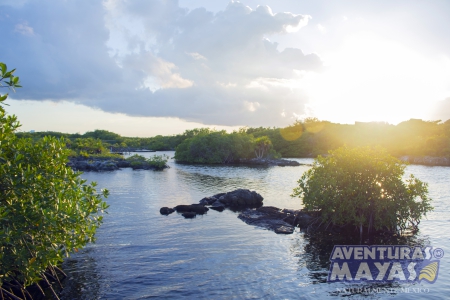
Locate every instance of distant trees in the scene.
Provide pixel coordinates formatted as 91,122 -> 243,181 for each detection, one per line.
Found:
15,115 -> 450,161
174,130 -> 255,163
253,136 -> 273,159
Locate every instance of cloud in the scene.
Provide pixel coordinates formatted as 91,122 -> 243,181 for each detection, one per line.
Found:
432,97 -> 450,122
1,0 -> 322,127
14,22 -> 34,35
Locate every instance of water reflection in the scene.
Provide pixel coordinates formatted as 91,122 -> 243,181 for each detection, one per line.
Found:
60,248 -> 101,300
59,154 -> 449,299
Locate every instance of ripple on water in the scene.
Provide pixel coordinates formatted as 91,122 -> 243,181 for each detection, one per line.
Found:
61,153 -> 450,299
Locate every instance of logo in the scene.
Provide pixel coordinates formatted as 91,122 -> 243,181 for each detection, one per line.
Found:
327,245 -> 443,283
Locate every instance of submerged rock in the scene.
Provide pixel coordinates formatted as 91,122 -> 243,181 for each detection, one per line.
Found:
238,207 -> 294,234
182,212 -> 196,219
275,226 -> 295,234
160,207 -> 175,215
237,158 -> 301,167
160,189 -> 314,235
174,204 -> 209,215
238,206 -> 314,234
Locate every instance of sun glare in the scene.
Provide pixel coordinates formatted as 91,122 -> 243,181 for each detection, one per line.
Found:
302,35 -> 450,124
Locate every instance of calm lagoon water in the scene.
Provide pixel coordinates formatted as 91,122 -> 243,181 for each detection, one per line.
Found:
60,151 -> 450,299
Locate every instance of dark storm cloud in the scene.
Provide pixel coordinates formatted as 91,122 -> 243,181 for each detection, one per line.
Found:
1,0 -> 322,126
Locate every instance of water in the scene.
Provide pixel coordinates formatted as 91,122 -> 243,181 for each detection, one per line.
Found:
60,152 -> 450,299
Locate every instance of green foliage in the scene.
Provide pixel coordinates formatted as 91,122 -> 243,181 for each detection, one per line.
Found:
253,136 -> 273,159
174,129 -> 256,163
126,154 -> 169,170
292,146 -> 433,234
0,63 -> 108,287
67,137 -> 108,156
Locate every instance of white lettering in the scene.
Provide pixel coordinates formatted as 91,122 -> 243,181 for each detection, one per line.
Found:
411,247 -> 424,260
400,247 -> 411,259
364,247 -> 376,259
377,247 -> 387,259
331,247 -> 344,260
330,262 -> 353,281
407,262 -> 417,280
387,262 -> 406,280
354,262 -> 373,280
343,247 -> 353,260
354,247 -> 363,259
387,247 -> 399,259
374,262 -> 390,280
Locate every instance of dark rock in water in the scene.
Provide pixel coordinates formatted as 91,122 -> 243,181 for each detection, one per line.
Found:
174,204 -> 209,215
67,157 -> 124,172
236,206 -> 315,234
199,197 -> 217,206
160,207 -> 175,215
237,158 -> 301,167
294,211 -> 315,229
182,212 -> 196,218
238,207 -> 295,234
165,189 -> 263,219
275,226 -> 295,234
209,206 -> 225,212
216,189 -> 263,208
209,202 -> 225,212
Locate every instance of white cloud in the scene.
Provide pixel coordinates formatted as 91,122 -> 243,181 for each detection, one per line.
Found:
244,101 -> 260,112
14,22 -> 34,35
187,52 -> 207,61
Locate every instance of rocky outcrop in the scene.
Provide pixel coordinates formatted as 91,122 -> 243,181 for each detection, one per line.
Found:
160,207 -> 175,215
67,157 -> 124,171
213,189 -> 264,208
174,204 -> 209,215
238,207 -> 314,234
67,156 -> 168,171
160,189 -> 263,218
237,158 -> 301,166
159,189 -> 317,234
399,156 -> 450,166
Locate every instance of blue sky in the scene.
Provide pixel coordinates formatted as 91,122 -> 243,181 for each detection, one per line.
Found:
2,0 -> 450,136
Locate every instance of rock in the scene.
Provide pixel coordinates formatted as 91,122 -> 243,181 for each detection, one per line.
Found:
217,189 -> 263,207
182,212 -> 196,219
400,156 -> 450,166
174,204 -> 209,215
275,226 -> 295,234
238,158 -> 300,167
294,211 -> 315,229
160,207 -> 175,215
209,201 -> 225,212
199,197 -> 217,206
209,206 -> 225,212
238,207 -> 294,234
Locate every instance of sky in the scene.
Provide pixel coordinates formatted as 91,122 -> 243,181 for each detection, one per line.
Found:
2,0 -> 450,137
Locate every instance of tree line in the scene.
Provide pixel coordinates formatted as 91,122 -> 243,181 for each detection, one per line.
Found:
17,117 -> 450,159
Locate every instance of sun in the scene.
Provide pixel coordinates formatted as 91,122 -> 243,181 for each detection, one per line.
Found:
301,34 -> 450,124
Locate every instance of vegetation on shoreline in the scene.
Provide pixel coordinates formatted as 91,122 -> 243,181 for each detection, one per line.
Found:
126,154 -> 169,170
173,129 -> 280,163
292,146 -> 433,237
0,63 -> 108,296
16,117 -> 450,164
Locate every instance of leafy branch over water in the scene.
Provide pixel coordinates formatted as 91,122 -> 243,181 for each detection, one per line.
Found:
0,63 -> 108,297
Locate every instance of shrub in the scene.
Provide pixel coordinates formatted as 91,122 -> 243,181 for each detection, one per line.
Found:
126,154 -> 169,170
0,63 -> 108,291
291,146 -> 433,235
